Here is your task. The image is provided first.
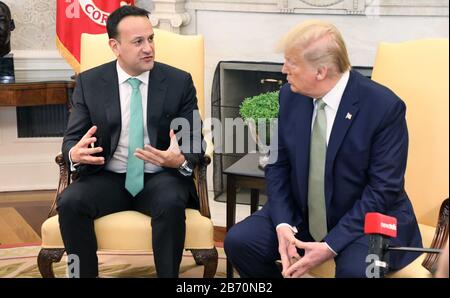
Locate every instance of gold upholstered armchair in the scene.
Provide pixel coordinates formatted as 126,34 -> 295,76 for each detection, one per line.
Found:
371,39 -> 449,277
37,29 -> 218,278
308,39 -> 449,278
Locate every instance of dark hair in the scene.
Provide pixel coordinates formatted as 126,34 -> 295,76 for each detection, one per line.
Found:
106,5 -> 150,39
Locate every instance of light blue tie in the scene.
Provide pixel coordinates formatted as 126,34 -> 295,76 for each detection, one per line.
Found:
308,98 -> 328,241
125,78 -> 144,197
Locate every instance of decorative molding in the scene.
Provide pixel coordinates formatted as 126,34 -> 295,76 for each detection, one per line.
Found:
11,50 -> 74,81
149,0 -> 191,33
184,0 -> 449,16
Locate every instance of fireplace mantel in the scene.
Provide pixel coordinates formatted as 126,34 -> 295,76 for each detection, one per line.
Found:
185,0 -> 448,16
150,0 -> 448,32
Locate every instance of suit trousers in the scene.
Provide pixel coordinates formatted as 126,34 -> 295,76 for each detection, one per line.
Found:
56,169 -> 190,278
224,211 -> 377,278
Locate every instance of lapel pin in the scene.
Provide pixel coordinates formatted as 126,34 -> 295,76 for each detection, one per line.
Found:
345,112 -> 352,120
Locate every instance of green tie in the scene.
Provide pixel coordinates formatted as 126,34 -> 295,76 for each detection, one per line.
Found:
125,78 -> 144,197
308,98 -> 328,241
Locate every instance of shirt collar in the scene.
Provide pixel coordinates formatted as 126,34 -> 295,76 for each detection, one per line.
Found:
314,70 -> 350,111
116,61 -> 149,86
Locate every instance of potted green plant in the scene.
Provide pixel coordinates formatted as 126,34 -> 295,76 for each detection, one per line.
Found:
239,90 -> 279,169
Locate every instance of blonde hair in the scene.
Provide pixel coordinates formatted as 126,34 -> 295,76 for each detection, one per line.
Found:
278,20 -> 351,76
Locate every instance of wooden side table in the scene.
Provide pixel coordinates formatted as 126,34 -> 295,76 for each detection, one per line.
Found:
223,153 -> 267,278
0,79 -> 74,107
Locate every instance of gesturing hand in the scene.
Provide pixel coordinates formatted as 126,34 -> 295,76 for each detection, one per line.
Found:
70,125 -> 105,165
135,129 -> 185,168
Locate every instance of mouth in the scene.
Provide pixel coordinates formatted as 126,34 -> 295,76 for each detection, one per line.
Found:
141,56 -> 154,62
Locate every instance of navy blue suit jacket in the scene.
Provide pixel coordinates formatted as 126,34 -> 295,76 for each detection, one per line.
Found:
262,70 -> 422,269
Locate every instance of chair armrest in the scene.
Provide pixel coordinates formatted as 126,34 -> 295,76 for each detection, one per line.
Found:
47,153 -> 71,218
422,198 -> 449,273
194,154 -> 212,219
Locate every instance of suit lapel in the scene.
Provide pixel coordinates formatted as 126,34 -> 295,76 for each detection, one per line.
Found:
325,71 -> 360,204
147,63 -> 167,147
102,62 -> 121,155
296,95 -> 314,206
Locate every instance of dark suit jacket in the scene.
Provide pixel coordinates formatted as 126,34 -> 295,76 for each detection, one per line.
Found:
262,70 -> 422,269
62,61 -> 204,207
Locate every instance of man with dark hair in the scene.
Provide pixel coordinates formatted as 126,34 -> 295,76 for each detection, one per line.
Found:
0,1 -> 15,57
57,5 -> 204,278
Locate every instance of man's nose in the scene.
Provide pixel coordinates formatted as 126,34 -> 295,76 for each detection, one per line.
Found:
142,40 -> 153,53
281,63 -> 289,74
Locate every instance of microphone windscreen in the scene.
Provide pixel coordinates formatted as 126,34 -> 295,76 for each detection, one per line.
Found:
364,212 -> 397,238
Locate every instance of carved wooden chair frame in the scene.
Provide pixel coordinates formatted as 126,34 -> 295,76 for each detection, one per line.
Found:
37,153 -> 218,278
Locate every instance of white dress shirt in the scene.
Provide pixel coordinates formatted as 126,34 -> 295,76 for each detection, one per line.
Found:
105,62 -> 162,173
276,71 -> 350,254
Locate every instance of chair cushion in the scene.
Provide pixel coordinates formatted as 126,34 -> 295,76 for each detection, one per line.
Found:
308,223 -> 436,278
41,209 -> 214,251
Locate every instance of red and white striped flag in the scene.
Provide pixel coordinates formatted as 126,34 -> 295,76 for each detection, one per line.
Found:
56,0 -> 134,73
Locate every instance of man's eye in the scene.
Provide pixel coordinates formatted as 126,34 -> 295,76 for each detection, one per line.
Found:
134,40 -> 143,45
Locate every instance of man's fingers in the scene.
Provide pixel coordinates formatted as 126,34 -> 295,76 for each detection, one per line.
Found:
135,149 -> 163,165
294,239 -> 308,249
285,258 -> 307,278
83,156 -> 105,165
143,144 -> 165,156
279,243 -> 291,276
169,129 -> 176,139
288,250 -> 301,264
290,266 -> 308,278
280,253 -> 291,275
81,125 -> 97,140
84,146 -> 103,155
80,137 -> 97,148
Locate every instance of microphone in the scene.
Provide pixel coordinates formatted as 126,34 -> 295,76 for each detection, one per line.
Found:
364,212 -> 442,278
364,212 -> 397,277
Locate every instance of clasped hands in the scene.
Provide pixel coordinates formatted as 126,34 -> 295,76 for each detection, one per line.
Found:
277,226 -> 334,278
70,125 -> 184,168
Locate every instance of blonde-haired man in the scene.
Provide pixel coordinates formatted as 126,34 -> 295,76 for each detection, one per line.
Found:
225,20 -> 422,278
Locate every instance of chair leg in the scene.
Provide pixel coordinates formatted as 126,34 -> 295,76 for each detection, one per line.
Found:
37,248 -> 65,278
190,248 -> 218,278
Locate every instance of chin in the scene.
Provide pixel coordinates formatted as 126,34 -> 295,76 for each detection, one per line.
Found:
144,60 -> 154,70
289,85 -> 299,93
138,61 -> 154,73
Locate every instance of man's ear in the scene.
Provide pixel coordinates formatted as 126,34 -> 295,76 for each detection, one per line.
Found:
109,39 -> 119,57
316,65 -> 328,81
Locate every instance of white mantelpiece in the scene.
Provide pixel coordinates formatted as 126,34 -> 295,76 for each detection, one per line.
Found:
184,0 -> 449,16
150,0 -> 450,32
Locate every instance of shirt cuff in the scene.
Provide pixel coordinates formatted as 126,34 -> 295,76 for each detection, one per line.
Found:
68,147 -> 80,172
276,223 -> 298,235
324,242 -> 338,256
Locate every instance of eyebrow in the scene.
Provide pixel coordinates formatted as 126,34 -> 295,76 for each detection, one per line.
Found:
131,33 -> 154,41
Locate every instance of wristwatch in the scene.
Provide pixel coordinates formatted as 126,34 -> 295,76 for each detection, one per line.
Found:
178,159 -> 193,176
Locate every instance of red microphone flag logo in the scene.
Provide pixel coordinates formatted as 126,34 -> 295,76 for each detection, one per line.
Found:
364,212 -> 397,238
56,0 -> 135,73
